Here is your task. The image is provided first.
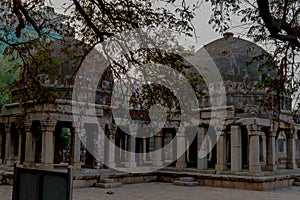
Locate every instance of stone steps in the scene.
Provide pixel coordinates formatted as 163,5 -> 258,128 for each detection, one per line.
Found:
294,177 -> 300,182
293,182 -> 300,187
293,177 -> 300,187
173,177 -> 199,187
94,178 -> 122,189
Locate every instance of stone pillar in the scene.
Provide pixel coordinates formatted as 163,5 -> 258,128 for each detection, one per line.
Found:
261,135 -> 267,164
143,138 -> 148,163
247,125 -> 261,173
275,137 -> 279,166
40,121 -> 56,170
17,130 -> 23,163
176,129 -> 187,169
125,135 -> 136,168
136,138 -> 144,166
231,125 -> 242,172
197,126 -> 207,170
107,124 -> 116,168
215,127 -> 227,171
71,123 -> 82,170
286,130 -> 297,169
266,129 -> 277,171
153,131 -> 163,167
23,122 -> 36,168
298,134 -> 300,168
4,124 -> 14,167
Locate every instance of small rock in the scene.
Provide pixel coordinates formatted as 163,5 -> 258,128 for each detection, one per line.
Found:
106,191 -> 114,195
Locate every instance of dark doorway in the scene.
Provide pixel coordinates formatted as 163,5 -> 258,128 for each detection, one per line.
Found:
0,124 -> 5,162
54,122 -> 71,164
115,127 -> 127,167
186,135 -> 197,168
242,126 -> 249,169
226,131 -> 231,169
20,128 -> 26,164
83,123 -> 97,168
32,121 -> 42,163
11,124 -> 19,160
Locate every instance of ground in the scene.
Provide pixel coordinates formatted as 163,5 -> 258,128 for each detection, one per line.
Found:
2,183 -> 300,200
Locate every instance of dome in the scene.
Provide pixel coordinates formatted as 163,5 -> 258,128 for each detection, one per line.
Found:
197,33 -> 292,111
197,34 -> 271,110
203,33 -> 267,86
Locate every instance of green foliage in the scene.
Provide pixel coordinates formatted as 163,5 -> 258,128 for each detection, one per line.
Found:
59,128 -> 71,150
0,54 -> 20,108
1,0 -> 300,117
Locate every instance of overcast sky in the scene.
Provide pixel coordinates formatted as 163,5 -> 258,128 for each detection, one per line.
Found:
46,0 -> 225,49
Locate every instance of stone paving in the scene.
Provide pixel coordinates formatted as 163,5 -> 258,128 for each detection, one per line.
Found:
2,183 -> 300,200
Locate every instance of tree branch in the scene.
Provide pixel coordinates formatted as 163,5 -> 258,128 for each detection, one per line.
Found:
72,0 -> 113,42
256,0 -> 300,48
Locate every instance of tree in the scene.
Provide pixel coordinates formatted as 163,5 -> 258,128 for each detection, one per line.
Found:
0,0 -> 198,104
205,0 -> 300,118
1,0 -> 300,115
0,54 -> 20,108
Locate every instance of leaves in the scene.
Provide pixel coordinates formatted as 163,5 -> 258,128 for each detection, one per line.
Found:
0,54 -> 20,108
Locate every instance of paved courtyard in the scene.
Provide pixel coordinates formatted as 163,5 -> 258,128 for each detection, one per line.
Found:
1,183 -> 300,200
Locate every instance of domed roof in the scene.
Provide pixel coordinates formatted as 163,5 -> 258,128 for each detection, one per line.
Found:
195,33 -> 274,110
203,33 -> 266,85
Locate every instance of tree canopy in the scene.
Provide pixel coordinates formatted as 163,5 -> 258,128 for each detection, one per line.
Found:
0,0 -> 300,114
0,54 -> 20,108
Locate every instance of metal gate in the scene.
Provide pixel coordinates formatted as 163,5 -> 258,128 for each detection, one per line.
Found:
12,163 -> 73,200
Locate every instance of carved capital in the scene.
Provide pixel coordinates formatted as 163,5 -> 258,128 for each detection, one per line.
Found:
24,121 -> 32,133
285,129 -> 294,138
40,120 -> 57,132
154,131 -> 163,137
214,126 -> 226,136
247,124 -> 262,136
71,122 -> 85,139
4,123 -> 11,132
176,127 -> 186,137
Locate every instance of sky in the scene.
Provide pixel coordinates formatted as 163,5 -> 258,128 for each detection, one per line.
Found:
46,0 -> 222,50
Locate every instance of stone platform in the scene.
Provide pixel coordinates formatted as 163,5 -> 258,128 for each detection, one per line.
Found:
2,165 -> 300,191
71,167 -> 300,191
